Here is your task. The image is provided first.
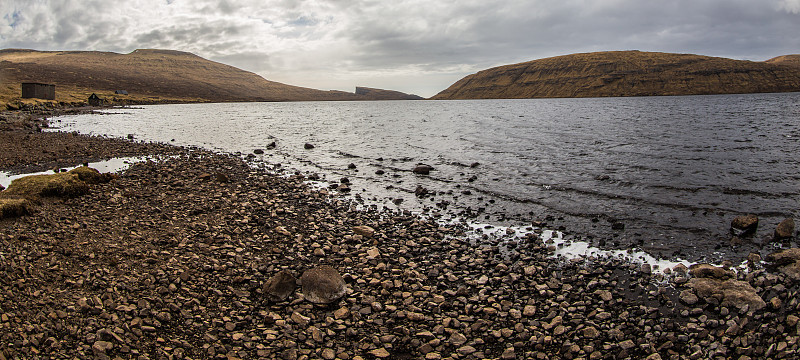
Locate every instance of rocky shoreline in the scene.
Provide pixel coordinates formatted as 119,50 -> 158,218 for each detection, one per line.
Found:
1,114 -> 799,359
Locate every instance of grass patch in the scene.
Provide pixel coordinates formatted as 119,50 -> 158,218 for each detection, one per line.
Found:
1,172 -> 89,199
0,198 -> 30,219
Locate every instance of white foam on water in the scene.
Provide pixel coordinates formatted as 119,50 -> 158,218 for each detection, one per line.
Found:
465,221 -> 694,274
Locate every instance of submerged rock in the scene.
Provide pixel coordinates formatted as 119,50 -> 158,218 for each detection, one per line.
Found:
304,143 -> 315,149
300,265 -> 347,304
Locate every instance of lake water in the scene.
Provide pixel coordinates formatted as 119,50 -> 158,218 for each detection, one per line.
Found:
50,93 -> 800,262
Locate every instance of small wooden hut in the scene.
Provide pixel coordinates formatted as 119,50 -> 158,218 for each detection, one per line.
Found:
88,93 -> 103,106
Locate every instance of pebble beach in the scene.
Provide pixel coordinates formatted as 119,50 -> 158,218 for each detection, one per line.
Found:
1,109 -> 799,360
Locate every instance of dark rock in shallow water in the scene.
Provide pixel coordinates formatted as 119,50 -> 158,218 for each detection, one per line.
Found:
263,271 -> 297,302
253,149 -> 264,155
300,265 -> 346,304
415,185 -> 429,197
774,218 -> 795,239
731,214 -> 758,235
266,141 -> 277,149
304,143 -> 315,149
413,164 -> 434,175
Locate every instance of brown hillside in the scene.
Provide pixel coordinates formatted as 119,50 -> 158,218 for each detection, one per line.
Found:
0,49 -> 419,107
432,51 -> 800,100
766,54 -> 800,67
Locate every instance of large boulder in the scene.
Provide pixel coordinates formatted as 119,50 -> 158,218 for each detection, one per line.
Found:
300,265 -> 347,304
774,218 -> 795,240
731,214 -> 758,235
688,278 -> 765,312
263,271 -> 297,302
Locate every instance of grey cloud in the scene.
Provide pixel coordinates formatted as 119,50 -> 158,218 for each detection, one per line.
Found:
1,0 -> 799,97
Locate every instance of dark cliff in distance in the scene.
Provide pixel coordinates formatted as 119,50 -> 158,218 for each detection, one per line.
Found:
431,51 -> 800,100
0,49 -> 418,105
355,87 -> 423,100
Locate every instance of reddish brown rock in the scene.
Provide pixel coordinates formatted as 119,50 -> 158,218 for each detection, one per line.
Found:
774,218 -> 795,239
300,265 -> 347,304
263,270 -> 297,302
731,214 -> 759,235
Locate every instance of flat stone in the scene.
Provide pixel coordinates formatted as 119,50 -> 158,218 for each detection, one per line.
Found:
369,348 -> 390,358
353,225 -> 375,238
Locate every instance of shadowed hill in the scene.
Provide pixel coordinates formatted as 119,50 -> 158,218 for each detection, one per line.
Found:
0,49 -> 420,106
355,86 -> 424,100
432,51 -> 800,100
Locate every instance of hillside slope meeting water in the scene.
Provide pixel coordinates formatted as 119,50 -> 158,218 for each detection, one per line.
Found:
50,93 -> 800,262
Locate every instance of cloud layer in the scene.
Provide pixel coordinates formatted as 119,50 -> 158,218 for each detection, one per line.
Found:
2,0 -> 799,97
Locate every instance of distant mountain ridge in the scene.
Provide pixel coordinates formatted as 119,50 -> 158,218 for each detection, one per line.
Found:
355,86 -> 424,100
0,48 -> 420,105
432,51 -> 800,100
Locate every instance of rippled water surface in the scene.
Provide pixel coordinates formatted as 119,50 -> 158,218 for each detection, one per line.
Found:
52,93 -> 800,261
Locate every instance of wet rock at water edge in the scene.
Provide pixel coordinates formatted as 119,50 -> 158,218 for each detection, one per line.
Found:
774,218 -> 795,239
304,143 -> 315,149
253,149 -> 264,155
689,263 -> 734,279
300,265 -> 347,304
415,185 -> 429,197
266,141 -> 277,149
731,214 -> 759,235
348,163 -> 357,169
413,164 -> 434,175
263,270 -> 297,302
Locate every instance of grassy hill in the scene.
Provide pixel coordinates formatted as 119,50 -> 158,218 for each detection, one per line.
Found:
432,51 -> 800,100
0,49 -> 419,108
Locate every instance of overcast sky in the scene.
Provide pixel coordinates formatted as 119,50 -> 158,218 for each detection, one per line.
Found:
2,0 -> 800,97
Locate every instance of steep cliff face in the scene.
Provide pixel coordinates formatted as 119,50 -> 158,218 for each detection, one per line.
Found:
0,49 -> 414,104
432,51 -> 800,100
354,87 -> 424,100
